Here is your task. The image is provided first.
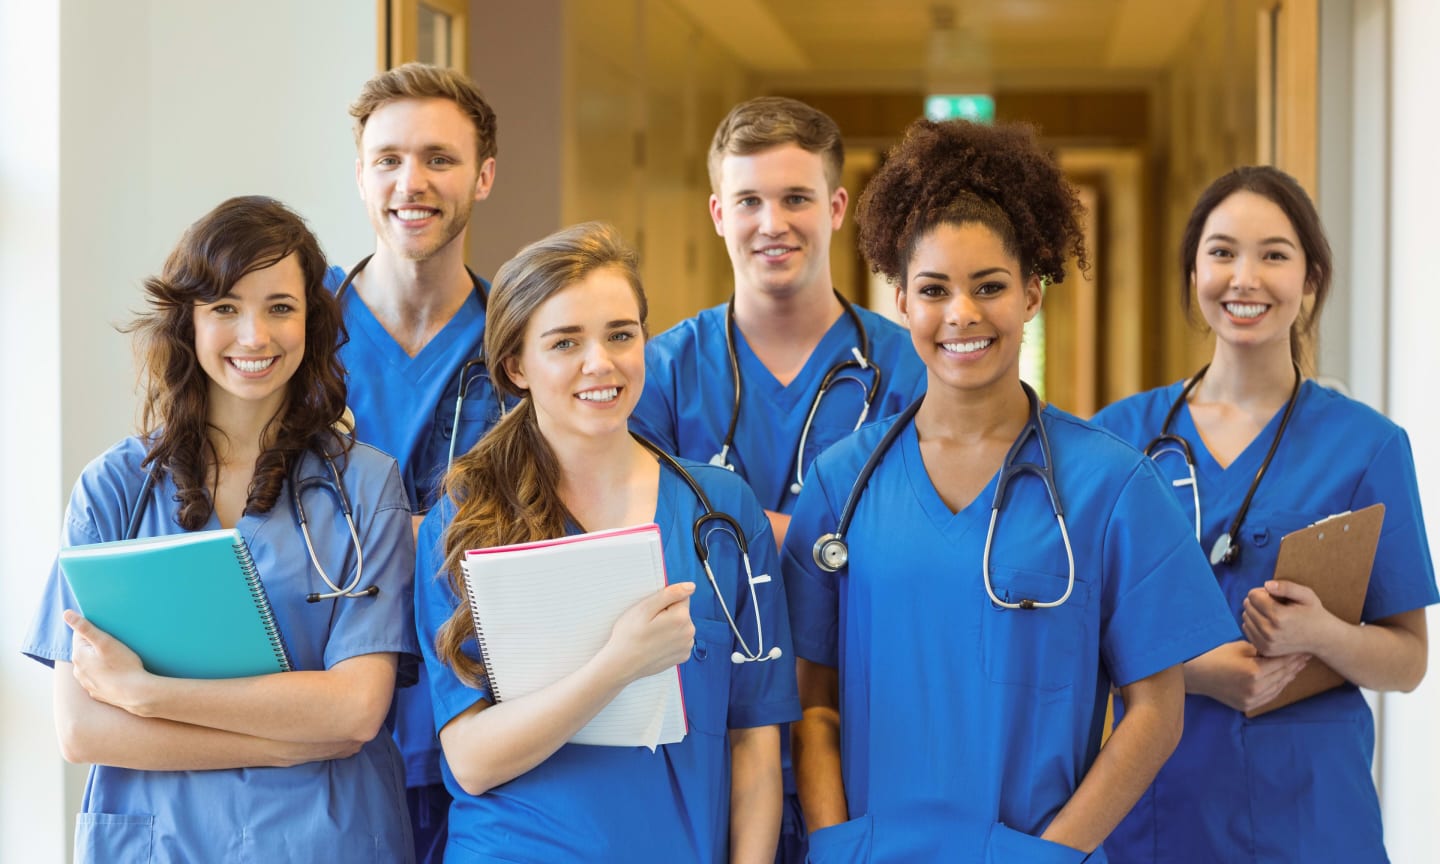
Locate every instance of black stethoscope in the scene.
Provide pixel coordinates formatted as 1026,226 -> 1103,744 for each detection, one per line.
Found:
634,434 -> 782,664
336,255 -> 502,469
711,291 -> 883,497
126,448 -> 375,603
1143,363 -> 1302,566
811,382 -> 1076,610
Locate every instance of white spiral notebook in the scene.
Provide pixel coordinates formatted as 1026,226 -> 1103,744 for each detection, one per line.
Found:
462,523 -> 687,750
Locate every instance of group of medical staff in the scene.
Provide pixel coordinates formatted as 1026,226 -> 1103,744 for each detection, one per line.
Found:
21,61 -> 1436,864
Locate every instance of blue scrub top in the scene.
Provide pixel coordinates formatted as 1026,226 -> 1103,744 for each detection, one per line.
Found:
632,302 -> 927,515
22,436 -> 419,864
415,459 -> 801,863
782,403 -> 1238,863
1092,379 -> 1439,864
328,263 -> 504,789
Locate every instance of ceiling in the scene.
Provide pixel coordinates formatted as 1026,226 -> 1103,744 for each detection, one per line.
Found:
668,0 -> 1214,89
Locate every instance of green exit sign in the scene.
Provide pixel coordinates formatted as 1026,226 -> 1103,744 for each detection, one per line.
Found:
925,94 -> 995,123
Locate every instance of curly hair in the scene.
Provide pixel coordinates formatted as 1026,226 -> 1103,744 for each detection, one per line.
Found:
1179,165 -> 1332,367
350,63 -> 498,165
434,222 -> 646,688
857,119 -> 1087,286
128,196 -> 351,530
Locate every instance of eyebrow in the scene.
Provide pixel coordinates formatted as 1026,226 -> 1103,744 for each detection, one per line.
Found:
912,267 -> 1012,281
538,319 -> 641,338
732,185 -> 817,198
1204,232 -> 1298,249
366,141 -> 460,156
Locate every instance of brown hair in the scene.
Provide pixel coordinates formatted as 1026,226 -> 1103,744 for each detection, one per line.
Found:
1179,165 -> 1332,367
434,222 -> 645,687
707,96 -> 844,192
350,62 -> 498,164
857,119 -> 1087,286
128,196 -> 350,530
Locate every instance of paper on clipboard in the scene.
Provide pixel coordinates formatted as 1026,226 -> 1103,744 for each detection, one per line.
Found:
1246,502 -> 1385,718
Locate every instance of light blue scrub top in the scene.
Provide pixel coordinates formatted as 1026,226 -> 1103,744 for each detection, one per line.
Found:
782,402 -> 1238,864
1092,379 -> 1439,864
416,460 -> 802,863
23,436 -> 420,864
632,302 -> 927,514
327,264 -> 503,789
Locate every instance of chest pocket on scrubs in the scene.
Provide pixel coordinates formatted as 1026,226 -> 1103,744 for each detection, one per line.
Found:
684,618 -> 736,735
1222,508 -> 1318,607
982,568 -> 1091,692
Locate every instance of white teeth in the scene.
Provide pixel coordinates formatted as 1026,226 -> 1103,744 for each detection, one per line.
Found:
577,387 -> 619,402
1225,302 -> 1267,319
230,358 -> 276,373
940,339 -> 993,354
395,209 -> 433,221
759,248 -> 792,257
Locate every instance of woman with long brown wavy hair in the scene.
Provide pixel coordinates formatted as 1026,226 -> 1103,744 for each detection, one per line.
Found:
414,222 -> 799,863
23,196 -> 419,862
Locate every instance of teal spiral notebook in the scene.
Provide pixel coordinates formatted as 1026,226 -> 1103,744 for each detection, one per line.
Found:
58,528 -> 293,678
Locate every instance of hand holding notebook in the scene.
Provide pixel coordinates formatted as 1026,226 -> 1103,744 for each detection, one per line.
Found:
462,523 -> 689,750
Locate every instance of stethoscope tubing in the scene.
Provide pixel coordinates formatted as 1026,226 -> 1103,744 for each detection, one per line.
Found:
635,434 -> 781,664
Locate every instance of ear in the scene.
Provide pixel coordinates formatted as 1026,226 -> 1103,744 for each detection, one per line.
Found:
829,186 -> 849,232
502,354 -> 527,392
473,157 -> 497,202
1022,274 -> 1044,322
708,194 -> 725,237
354,157 -> 364,201
894,278 -> 909,324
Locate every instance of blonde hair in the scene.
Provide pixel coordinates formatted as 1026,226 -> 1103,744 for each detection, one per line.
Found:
349,63 -> 498,164
707,96 -> 844,192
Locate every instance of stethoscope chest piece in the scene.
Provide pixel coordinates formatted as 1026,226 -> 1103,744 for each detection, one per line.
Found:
812,533 -> 849,572
1209,531 -> 1238,567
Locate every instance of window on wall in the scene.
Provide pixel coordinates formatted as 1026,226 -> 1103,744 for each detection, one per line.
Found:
381,0 -> 468,71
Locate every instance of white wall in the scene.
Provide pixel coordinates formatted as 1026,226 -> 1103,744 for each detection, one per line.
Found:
1381,2 -> 1440,861
0,2 -> 376,860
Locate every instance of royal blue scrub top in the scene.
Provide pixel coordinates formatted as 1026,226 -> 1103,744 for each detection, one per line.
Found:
632,302 -> 927,514
328,264 -> 504,791
23,436 -> 419,864
1092,379 -> 1438,864
782,402 -> 1238,863
416,459 -> 801,863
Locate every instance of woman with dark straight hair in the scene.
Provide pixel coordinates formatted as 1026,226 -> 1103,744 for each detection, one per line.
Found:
1094,166 -> 1437,863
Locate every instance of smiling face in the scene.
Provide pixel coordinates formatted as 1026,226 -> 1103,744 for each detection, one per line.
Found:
708,143 -> 848,301
504,267 -> 646,448
1192,190 -> 1310,353
355,97 -> 495,262
897,222 -> 1041,398
193,253 -> 307,420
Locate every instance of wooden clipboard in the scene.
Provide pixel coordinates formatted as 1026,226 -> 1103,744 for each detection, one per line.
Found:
1246,502 -> 1385,718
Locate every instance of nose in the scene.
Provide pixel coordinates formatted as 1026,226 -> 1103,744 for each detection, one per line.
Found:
944,291 -> 982,328
395,160 -> 427,197
235,311 -> 269,348
757,201 -> 784,236
580,339 -> 615,375
1231,254 -> 1259,291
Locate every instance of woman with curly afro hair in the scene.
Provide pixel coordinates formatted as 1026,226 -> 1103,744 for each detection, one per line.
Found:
780,119 -> 1236,862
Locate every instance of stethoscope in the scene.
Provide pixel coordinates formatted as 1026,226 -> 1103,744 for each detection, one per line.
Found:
635,434 -> 782,664
812,382 -> 1076,611
711,291 -> 883,497
336,255 -> 502,468
1143,362 -> 1302,567
125,448 -> 375,603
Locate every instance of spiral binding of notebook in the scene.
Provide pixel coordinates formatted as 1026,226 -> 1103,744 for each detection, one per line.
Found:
236,537 -> 294,672
459,560 -> 502,699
